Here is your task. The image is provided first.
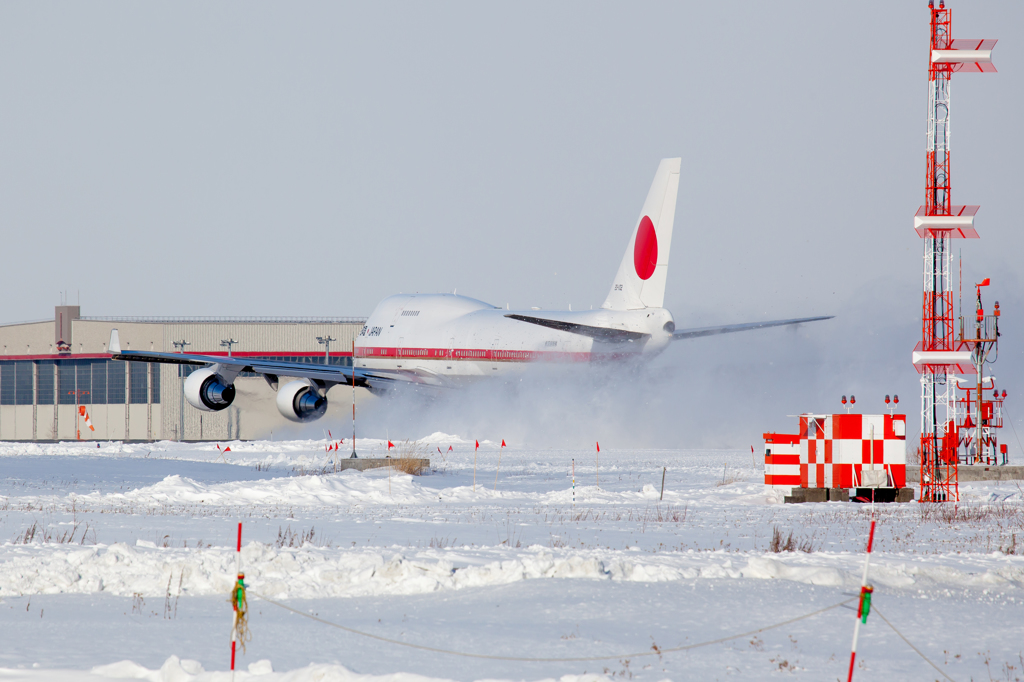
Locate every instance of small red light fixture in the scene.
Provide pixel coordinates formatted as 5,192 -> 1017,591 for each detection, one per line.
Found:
841,395 -> 847,405
885,395 -> 891,404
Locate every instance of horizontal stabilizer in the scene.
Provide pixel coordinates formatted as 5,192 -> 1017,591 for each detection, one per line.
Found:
504,314 -> 649,343
673,315 -> 833,340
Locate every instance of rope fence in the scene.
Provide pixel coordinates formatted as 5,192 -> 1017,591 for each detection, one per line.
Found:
251,591 -> 855,663
873,607 -> 957,682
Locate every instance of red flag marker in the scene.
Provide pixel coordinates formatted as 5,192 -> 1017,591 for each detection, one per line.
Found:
596,441 -> 600,452
224,447 -> 231,453
216,444 -> 221,451
438,447 -> 442,454
388,440 -> 394,450
447,445 -> 453,452
501,439 -> 506,448
328,430 -> 333,439
475,440 -> 479,450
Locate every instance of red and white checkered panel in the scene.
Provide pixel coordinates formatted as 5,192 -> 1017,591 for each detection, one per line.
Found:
763,433 -> 800,493
766,414 -> 908,494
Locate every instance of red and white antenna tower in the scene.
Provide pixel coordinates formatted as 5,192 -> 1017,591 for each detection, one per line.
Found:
912,1 -> 996,503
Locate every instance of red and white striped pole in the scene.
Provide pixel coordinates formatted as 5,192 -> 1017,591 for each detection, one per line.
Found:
230,522 -> 242,677
846,516 -> 876,682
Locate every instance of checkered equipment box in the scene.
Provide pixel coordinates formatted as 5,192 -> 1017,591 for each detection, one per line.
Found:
763,413 -> 907,495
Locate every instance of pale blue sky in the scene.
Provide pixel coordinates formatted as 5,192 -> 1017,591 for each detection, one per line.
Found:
0,1 -> 1020,444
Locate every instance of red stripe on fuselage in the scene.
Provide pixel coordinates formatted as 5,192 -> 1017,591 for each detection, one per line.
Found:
355,346 -> 638,363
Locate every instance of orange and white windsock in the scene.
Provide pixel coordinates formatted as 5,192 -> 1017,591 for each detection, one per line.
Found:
78,406 -> 95,432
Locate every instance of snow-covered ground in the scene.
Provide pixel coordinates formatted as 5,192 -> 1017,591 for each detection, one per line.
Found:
0,436 -> 1021,681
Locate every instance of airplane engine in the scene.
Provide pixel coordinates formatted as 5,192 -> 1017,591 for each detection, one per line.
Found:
184,368 -> 236,412
276,380 -> 328,423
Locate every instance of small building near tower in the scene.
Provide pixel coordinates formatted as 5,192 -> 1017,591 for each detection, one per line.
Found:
764,413 -> 909,502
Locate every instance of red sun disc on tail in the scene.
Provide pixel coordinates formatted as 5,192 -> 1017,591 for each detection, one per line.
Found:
633,216 -> 658,280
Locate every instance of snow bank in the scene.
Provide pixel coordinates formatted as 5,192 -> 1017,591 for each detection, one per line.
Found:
0,434 -> 480,469
75,471 -> 441,507
2,541 -> 1020,599
0,655 -> 613,681
64,472 -> 686,509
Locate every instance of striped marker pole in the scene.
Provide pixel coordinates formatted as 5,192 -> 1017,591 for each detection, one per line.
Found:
230,522 -> 242,678
846,516 -> 876,682
572,458 -> 575,506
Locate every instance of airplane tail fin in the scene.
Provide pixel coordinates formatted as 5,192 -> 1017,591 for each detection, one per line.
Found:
601,158 -> 680,310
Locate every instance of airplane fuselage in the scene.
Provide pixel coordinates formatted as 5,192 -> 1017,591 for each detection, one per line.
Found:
354,294 -> 676,385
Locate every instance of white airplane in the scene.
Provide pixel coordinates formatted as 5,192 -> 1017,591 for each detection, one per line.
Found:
111,158 -> 830,423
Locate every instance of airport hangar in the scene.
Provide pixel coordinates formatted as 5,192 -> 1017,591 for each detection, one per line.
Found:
0,306 -> 365,441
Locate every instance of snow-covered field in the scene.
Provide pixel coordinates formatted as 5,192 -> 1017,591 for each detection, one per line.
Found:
0,436 -> 1021,681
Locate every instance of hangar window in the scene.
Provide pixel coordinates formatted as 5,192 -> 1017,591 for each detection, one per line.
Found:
14,362 -> 34,405
76,363 -> 92,404
91,362 -> 106,404
0,362 -> 37,405
129,363 -> 149,404
36,362 -> 54,405
150,364 -> 160,403
0,359 -> 148,405
107,361 -> 125,404
0,363 -> 13,405
58,362 -> 77,404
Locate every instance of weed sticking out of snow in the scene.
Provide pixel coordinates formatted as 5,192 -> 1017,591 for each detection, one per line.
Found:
13,520 -> 95,545
275,525 -> 330,548
390,440 -> 430,475
769,526 -> 816,554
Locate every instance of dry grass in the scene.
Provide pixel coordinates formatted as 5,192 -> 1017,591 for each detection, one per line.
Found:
769,526 -> 815,553
917,502 -> 1024,525
275,525 -> 331,548
290,464 -> 333,477
14,521 -> 95,545
1002,533 -> 1019,556
389,440 -> 429,476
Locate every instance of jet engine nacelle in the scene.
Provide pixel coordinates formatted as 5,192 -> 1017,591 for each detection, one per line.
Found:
276,380 -> 328,423
184,368 -> 236,412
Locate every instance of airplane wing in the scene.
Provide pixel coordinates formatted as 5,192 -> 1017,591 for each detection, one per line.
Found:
672,315 -> 833,340
503,314 -> 648,343
106,330 -> 412,389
